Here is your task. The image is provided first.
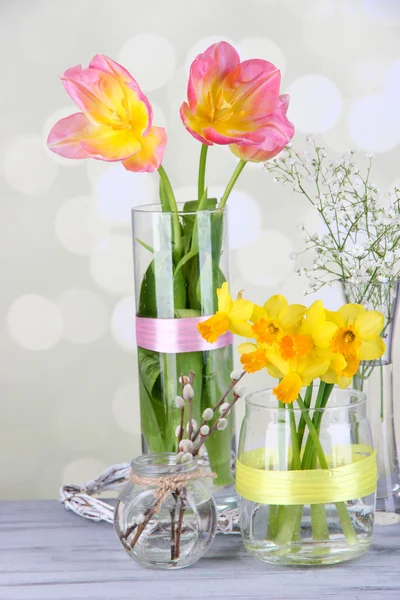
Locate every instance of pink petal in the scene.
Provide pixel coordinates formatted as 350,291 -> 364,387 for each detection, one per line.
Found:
230,94 -> 294,162
122,126 -> 167,173
89,55 -> 153,136
224,59 -> 281,120
47,112 -> 94,158
187,41 -> 240,110
89,54 -> 135,83
61,65 -> 120,124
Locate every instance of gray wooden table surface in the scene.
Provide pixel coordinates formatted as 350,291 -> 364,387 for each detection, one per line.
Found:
0,500 -> 399,600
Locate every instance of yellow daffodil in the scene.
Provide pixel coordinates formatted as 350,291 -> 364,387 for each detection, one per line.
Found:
251,295 -> 306,346
326,304 -> 385,360
319,350 -> 359,389
238,342 -> 269,373
300,301 -> 338,348
267,349 -> 330,404
197,282 -> 253,343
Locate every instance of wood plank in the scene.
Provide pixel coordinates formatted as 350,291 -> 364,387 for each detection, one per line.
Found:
0,501 -> 399,600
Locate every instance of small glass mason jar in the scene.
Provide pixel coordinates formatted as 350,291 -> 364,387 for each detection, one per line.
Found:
114,453 -> 217,569
237,387 -> 376,566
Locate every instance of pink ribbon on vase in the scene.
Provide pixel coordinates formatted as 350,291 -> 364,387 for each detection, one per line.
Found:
135,316 -> 233,354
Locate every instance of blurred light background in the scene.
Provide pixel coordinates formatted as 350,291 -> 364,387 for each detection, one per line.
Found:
1,0 -> 400,499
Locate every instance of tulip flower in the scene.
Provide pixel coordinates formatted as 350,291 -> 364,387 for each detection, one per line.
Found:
180,41 -> 283,146
230,95 -> 294,162
47,55 -> 166,173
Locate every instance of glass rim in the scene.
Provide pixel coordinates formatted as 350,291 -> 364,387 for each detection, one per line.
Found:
130,452 -> 197,474
245,385 -> 367,412
132,202 -> 227,216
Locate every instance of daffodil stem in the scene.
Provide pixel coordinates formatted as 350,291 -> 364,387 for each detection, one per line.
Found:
198,144 -> 208,203
296,394 -> 358,546
218,159 -> 247,211
158,166 -> 182,263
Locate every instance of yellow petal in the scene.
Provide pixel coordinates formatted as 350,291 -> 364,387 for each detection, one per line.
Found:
251,304 -> 267,323
267,363 -> 285,379
266,349 -> 290,376
279,304 -> 306,329
238,342 -> 258,355
306,300 -> 325,330
338,304 -> 365,325
325,309 -> 344,328
230,319 -> 254,338
359,336 -> 386,360
355,311 -> 385,341
320,369 -> 339,385
312,321 -> 338,348
330,353 -> 347,372
263,295 -> 288,319
229,298 -> 254,321
297,355 -> 330,383
337,375 -> 352,389
273,373 -> 303,404
217,282 -> 232,314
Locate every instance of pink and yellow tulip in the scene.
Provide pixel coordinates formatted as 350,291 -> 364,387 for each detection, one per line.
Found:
180,41 -> 294,153
47,55 -> 166,173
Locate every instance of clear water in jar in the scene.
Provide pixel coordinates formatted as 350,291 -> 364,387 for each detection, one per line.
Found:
115,485 -> 217,569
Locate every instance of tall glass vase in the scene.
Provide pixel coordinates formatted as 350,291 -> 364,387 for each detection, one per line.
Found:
343,280 -> 400,513
132,204 -> 235,511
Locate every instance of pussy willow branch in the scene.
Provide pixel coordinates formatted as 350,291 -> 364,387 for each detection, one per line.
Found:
191,371 -> 245,442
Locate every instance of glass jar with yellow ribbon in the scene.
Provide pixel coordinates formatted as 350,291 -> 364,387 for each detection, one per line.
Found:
237,386 -> 376,566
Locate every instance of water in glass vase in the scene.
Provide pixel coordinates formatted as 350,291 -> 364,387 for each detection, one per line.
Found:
237,387 -> 376,566
114,454 -> 217,569
132,203 -> 236,511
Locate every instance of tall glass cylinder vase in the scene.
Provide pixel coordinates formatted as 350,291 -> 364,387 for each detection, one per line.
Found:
343,280 -> 400,513
132,204 -> 235,511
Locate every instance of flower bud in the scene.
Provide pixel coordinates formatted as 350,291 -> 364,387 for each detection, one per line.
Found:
179,439 -> 194,453
176,451 -> 185,464
135,513 -> 145,525
230,369 -> 242,381
234,385 -> 245,397
175,396 -> 185,409
219,402 -> 230,414
200,425 -> 210,436
181,452 -> 193,464
217,418 -> 228,431
202,408 -> 214,421
175,425 -> 182,437
182,384 -> 194,400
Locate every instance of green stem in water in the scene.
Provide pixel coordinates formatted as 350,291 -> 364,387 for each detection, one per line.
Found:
158,166 -> 181,264
288,404 -> 301,470
218,159 -> 247,210
296,395 -> 358,547
198,144 -> 208,203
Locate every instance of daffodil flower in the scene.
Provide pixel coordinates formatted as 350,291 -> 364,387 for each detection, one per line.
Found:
197,283 -> 253,343
237,343 -> 269,373
268,350 -> 330,405
327,304 -> 385,361
317,304 -> 385,388
251,295 -> 306,346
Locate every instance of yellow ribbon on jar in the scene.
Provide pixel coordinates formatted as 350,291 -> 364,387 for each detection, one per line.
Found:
236,445 -> 377,505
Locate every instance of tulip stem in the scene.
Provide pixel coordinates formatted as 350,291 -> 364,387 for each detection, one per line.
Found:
198,145 -> 209,204
158,166 -> 182,263
218,159 -> 247,210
